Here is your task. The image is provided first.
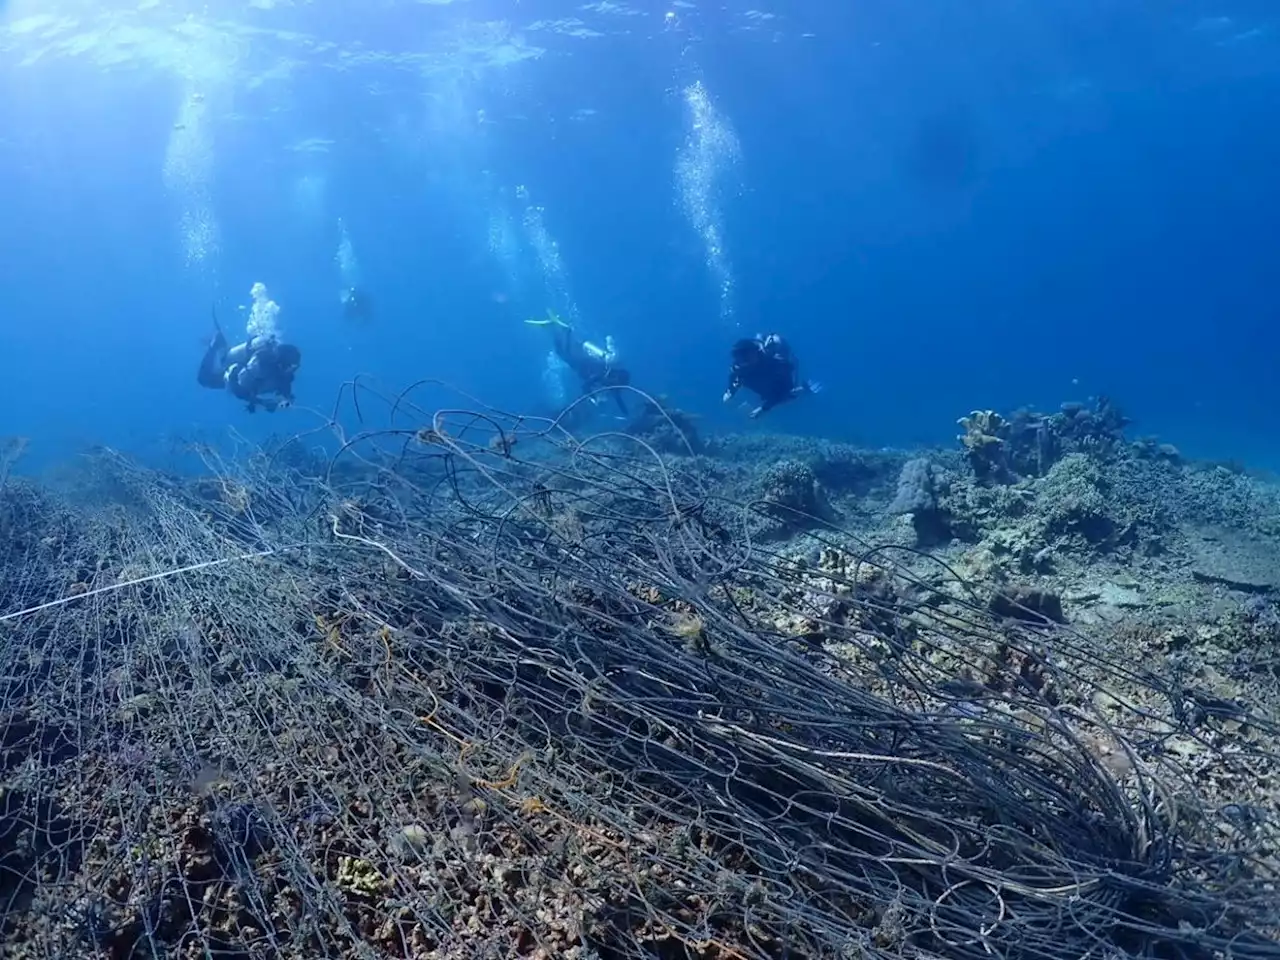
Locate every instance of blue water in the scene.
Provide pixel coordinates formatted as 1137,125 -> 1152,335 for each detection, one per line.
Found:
1,1 -> 1277,471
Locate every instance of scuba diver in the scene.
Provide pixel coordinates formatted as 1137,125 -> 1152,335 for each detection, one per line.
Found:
526,312 -> 631,415
340,285 -> 373,324
197,309 -> 302,413
723,332 -> 821,419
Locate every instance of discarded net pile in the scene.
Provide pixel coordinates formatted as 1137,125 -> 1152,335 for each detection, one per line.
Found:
0,386 -> 1275,960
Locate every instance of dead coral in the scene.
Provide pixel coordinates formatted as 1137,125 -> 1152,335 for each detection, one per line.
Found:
888,458 -> 952,546
756,459 -> 835,533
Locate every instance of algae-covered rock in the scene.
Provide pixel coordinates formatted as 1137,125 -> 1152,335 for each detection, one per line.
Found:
989,585 -> 1066,624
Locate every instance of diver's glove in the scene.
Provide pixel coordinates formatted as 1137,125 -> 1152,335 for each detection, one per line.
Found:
805,380 -> 823,395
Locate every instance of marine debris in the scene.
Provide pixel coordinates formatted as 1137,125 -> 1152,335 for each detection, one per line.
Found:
0,389 -> 1275,959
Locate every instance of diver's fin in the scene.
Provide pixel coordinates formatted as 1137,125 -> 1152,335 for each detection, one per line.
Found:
525,309 -> 570,328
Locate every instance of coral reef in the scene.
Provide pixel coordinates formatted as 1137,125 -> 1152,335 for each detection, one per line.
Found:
942,401 -> 1196,578
958,397 -> 1132,485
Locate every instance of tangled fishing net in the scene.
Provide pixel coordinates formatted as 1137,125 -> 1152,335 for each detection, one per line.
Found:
0,383 -> 1276,959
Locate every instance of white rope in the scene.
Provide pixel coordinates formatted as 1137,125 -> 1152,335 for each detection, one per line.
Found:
0,547 -> 290,623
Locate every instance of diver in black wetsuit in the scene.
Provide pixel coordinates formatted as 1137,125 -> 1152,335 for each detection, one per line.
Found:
198,312 -> 302,413
723,333 -> 821,419
527,312 -> 631,415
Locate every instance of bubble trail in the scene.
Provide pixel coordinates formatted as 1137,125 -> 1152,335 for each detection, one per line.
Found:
518,185 -> 580,326
162,86 -> 221,272
675,80 -> 742,325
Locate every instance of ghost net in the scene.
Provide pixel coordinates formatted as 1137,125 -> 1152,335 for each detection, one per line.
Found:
0,385 -> 1275,960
